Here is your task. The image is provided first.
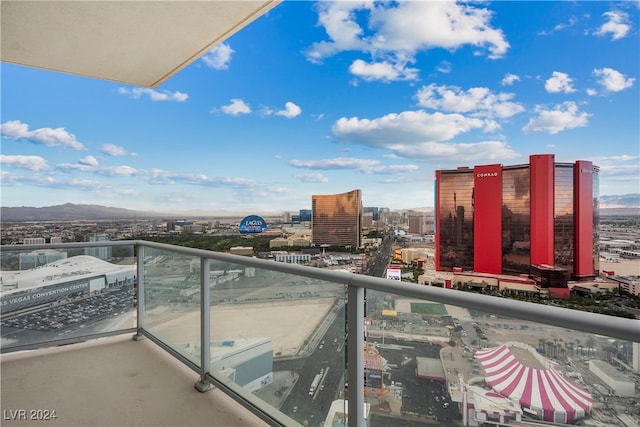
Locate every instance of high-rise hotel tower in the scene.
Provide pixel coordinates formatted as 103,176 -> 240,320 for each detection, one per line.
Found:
435,154 -> 599,279
312,189 -> 363,248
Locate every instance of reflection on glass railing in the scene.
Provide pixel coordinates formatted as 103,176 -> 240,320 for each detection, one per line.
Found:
360,290 -> 639,426
201,261 -> 347,426
0,248 -> 137,350
142,247 -> 201,366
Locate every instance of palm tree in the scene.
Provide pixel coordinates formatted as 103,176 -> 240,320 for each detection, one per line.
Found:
585,337 -> 596,357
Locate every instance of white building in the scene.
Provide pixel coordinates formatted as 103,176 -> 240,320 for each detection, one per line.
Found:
1,255 -> 136,313
589,359 -> 635,397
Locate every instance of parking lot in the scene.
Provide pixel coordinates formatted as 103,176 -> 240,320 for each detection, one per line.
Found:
1,285 -> 135,335
370,338 -> 460,425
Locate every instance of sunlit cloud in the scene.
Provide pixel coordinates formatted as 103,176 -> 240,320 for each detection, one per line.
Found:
333,110 -> 485,147
201,43 -> 234,70
294,172 -> 329,183
305,1 -> 509,82
0,120 -> 85,150
594,10 -> 630,40
102,143 -> 138,157
289,157 -> 419,175
415,84 -> 524,119
501,73 -> 520,86
275,102 -> 302,118
79,155 -> 99,166
219,99 -> 251,116
522,101 -> 590,134
0,154 -> 49,171
593,68 -> 635,92
545,71 -> 576,93
349,59 -> 418,82
118,87 -> 188,102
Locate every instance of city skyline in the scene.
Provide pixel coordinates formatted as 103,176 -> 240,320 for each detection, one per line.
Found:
1,1 -> 638,213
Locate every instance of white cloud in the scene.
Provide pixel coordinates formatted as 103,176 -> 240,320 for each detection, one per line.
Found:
220,99 -> 251,116
586,88 -> 598,96
593,68 -> 635,92
275,102 -> 302,118
57,158 -> 138,176
0,120 -> 85,150
305,2 -> 509,81
389,140 -> 518,162
522,101 -> 590,134
598,164 -> 640,178
349,59 -> 419,82
589,154 -> 640,163
501,73 -> 520,86
143,168 -> 264,190
102,143 -> 137,157
415,84 -> 524,119
0,154 -> 49,171
539,17 -> 578,35
545,71 -> 576,93
294,172 -> 329,183
289,157 -> 380,170
436,61 -> 452,74
289,157 -> 418,175
333,110 -> 486,149
201,43 -> 234,70
118,87 -> 188,102
96,166 -> 138,177
594,10 -> 630,40
79,155 -> 99,166
368,164 -> 419,174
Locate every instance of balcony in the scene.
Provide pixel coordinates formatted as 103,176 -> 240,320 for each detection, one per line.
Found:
2,241 -> 639,427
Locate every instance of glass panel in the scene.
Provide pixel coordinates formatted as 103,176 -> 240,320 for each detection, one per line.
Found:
207,259 -> 347,426
502,167 -> 531,275
555,165 -> 575,273
438,170 -> 475,271
0,245 -> 137,351
363,289 -> 637,426
142,247 -> 200,366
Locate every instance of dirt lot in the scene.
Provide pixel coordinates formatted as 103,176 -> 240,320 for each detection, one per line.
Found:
146,298 -> 335,357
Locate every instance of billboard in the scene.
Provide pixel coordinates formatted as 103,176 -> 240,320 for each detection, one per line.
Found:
386,264 -> 401,281
239,215 -> 268,234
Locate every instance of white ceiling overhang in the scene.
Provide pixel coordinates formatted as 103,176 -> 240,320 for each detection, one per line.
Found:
1,0 -> 281,88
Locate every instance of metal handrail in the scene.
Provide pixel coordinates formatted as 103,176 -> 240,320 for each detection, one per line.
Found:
2,241 -> 639,427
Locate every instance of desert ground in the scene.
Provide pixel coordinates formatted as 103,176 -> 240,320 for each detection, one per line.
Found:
146,298 -> 335,357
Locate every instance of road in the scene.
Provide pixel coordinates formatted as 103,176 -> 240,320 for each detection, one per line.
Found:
275,304 -> 346,426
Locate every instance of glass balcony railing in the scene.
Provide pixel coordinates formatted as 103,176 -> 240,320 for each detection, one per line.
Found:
1,241 -> 638,427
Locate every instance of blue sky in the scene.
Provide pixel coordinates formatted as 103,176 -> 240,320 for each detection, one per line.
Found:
2,1 -> 639,214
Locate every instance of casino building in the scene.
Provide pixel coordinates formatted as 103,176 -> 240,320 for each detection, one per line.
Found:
435,154 -> 599,281
312,189 -> 363,248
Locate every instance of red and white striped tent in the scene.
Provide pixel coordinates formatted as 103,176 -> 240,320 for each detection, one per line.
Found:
475,344 -> 592,423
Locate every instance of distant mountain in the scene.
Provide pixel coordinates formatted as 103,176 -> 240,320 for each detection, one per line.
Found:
0,203 -> 159,221
599,194 -> 640,209
1,195 -> 637,222
0,203 -> 285,222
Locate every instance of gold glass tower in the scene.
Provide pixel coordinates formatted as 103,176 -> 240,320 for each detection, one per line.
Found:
312,189 -> 362,248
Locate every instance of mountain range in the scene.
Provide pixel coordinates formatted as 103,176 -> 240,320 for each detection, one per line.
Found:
1,194 -> 638,222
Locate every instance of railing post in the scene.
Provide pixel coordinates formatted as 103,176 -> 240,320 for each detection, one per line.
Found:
132,244 -> 145,341
347,284 -> 364,427
195,257 -> 214,392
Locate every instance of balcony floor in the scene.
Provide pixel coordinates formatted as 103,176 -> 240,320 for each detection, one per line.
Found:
1,334 -> 270,427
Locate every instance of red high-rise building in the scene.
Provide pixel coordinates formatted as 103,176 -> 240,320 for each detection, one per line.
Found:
435,155 -> 599,280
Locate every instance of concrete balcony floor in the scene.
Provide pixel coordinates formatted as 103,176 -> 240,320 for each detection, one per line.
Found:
1,335 -> 270,427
